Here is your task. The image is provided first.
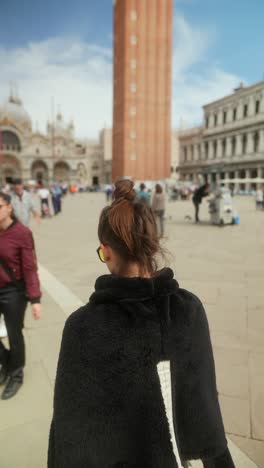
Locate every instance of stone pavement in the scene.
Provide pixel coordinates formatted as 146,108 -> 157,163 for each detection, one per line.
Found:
0,192 -> 263,467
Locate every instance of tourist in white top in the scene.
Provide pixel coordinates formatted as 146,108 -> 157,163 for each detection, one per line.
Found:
38,186 -> 50,217
11,179 -> 40,226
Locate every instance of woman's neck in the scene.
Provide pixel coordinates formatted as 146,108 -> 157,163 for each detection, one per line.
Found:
114,262 -> 151,278
0,217 -> 14,232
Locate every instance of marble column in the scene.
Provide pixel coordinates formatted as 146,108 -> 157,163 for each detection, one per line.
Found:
226,137 -> 232,159
247,132 -> 254,154
226,107 -> 232,124
200,142 -> 205,161
186,146 -> 190,162
260,97 -> 264,113
236,134 -> 242,157
208,141 -> 214,160
234,170 -> 240,192
215,173 -> 221,186
198,173 -> 205,184
259,129 -> 264,152
217,139 -> 222,159
194,172 -> 200,183
248,96 -> 255,117
194,144 -> 198,161
245,168 -> 251,191
257,167 -> 263,178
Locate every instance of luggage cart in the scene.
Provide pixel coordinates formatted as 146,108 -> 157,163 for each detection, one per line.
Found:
208,186 -> 235,225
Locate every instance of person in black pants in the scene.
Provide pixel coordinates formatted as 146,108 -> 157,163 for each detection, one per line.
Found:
51,183 -> 62,215
0,287 -> 27,387
0,192 -> 42,400
192,183 -> 210,223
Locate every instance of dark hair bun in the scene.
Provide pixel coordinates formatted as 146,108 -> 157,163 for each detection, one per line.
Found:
113,179 -> 136,203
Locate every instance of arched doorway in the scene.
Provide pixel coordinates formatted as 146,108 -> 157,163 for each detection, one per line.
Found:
0,155 -> 21,184
91,163 -> 100,186
31,160 -> 49,184
53,161 -> 71,182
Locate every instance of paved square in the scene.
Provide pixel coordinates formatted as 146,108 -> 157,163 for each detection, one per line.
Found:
0,192 -> 263,467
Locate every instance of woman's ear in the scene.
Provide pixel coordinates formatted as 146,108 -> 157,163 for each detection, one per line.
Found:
101,244 -> 112,262
8,204 -> 13,217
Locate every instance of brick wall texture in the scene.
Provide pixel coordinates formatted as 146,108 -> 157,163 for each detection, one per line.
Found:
112,0 -> 173,181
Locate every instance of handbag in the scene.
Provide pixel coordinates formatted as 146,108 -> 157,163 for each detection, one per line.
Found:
0,258 -> 25,292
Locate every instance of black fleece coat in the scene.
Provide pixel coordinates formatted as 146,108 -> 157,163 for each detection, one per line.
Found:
48,268 -> 235,468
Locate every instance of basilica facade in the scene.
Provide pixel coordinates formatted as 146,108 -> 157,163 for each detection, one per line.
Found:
0,93 -> 105,187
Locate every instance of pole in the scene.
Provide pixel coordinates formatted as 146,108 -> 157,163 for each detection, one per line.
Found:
51,97 -> 55,161
0,128 -> 2,161
0,129 -> 3,186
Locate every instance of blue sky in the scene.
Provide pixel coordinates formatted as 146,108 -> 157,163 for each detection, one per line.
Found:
0,0 -> 263,137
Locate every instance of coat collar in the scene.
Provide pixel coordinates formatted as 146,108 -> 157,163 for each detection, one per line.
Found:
90,268 -> 179,304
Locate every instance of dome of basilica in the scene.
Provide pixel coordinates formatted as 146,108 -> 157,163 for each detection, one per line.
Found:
0,94 -> 32,131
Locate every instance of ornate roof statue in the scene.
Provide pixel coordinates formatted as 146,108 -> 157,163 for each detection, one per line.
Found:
68,119 -> 75,134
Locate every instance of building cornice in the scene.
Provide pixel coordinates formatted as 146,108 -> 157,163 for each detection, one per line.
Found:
203,119 -> 264,139
203,80 -> 264,110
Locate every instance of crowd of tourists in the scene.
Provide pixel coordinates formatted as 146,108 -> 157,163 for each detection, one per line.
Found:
0,176 -> 236,466
1,178 -> 65,218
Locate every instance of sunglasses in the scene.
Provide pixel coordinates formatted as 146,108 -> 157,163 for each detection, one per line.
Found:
96,246 -> 105,263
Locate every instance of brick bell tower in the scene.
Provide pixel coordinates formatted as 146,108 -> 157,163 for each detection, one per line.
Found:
112,0 -> 173,181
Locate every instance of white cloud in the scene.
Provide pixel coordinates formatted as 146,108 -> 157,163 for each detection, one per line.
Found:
0,37 -> 113,139
172,14 -> 245,128
173,15 -> 212,79
0,14 -> 245,138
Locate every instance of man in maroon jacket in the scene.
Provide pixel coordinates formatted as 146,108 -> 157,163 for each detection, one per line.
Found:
0,191 -> 42,399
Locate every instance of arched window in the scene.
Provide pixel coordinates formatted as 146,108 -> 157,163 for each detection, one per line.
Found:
205,142 -> 209,159
231,136 -> 236,156
254,132 -> 259,153
242,134 -> 247,154
222,139 -> 226,157
213,140 -> 217,158
190,145 -> 194,160
243,104 -> 248,118
1,131 -> 21,152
